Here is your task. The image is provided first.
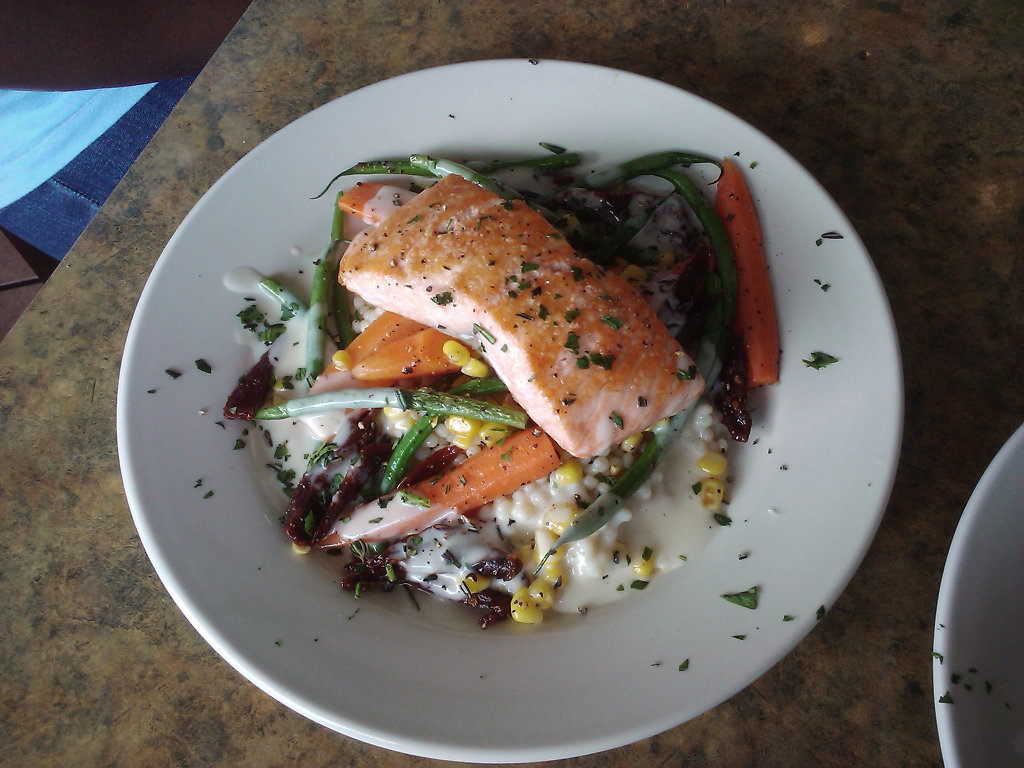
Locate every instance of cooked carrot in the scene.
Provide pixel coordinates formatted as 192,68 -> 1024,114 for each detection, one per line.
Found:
411,428 -> 561,514
713,157 -> 780,386
351,327 -> 462,381
343,311 -> 427,365
337,181 -> 386,221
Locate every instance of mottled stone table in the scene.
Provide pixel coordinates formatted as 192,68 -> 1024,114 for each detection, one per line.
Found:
1,1 -> 1022,765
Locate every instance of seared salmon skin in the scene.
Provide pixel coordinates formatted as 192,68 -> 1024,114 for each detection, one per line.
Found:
337,174 -> 704,457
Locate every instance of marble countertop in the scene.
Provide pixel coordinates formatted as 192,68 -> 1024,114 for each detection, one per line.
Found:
1,1 -> 1022,765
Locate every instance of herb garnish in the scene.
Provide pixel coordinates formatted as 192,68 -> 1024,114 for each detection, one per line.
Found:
431,291 -> 453,305
802,351 -> 839,369
565,331 -> 579,353
602,315 -> 623,329
721,586 -> 759,609
399,489 -> 430,507
610,411 -> 624,429
195,359 -> 212,374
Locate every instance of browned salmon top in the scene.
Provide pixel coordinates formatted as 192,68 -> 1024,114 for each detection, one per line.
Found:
337,174 -> 704,457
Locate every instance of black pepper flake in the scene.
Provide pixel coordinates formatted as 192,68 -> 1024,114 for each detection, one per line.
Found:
637,396 -> 648,408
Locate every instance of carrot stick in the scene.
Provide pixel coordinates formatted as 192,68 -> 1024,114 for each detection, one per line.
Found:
713,157 -> 780,386
412,428 -> 561,514
351,327 -> 462,381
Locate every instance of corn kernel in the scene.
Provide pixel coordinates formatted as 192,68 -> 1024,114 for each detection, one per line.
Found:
462,572 -> 490,594
698,450 -> 727,477
382,406 -> 405,420
699,478 -> 725,510
510,586 -> 543,624
620,433 -> 643,453
442,340 -> 471,366
620,264 -> 648,283
632,548 -> 655,578
553,458 -> 582,485
529,580 -> 555,609
479,422 -> 513,446
656,250 -> 677,268
291,542 -> 311,555
445,414 -> 482,437
452,433 -> 475,450
461,358 -> 489,378
517,544 -> 538,570
542,504 -> 576,535
331,349 -> 353,370
540,555 -> 564,584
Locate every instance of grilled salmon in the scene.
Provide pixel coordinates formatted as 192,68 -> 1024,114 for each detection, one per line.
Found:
337,173 -> 704,457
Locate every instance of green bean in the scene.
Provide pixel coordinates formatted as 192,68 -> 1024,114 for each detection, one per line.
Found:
580,151 -> 719,191
446,376 -> 508,397
474,151 -> 582,174
255,387 -> 527,429
330,190 -> 347,243
258,277 -> 307,320
379,414 -> 434,494
306,243 -> 337,378
332,283 -> 356,348
654,168 -> 737,359
312,159 -> 436,200
408,154 -> 522,200
587,193 -> 671,264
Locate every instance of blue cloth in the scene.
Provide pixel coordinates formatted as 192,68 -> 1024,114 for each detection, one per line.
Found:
0,76 -> 195,260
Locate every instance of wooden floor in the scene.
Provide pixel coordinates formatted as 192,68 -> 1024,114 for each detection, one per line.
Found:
0,231 -> 46,342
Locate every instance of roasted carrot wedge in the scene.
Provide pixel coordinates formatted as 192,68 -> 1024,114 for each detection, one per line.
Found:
342,311 -> 427,366
337,182 -> 416,223
714,157 -> 780,386
412,427 -> 561,514
350,327 -> 462,380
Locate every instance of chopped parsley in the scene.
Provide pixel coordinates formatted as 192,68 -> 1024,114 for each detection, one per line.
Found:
803,351 -> 839,369
609,411 -> 624,429
587,352 -> 614,369
431,291 -> 453,305
565,331 -> 579,353
722,586 -> 758,609
195,359 -> 212,374
602,315 -> 623,329
399,489 -> 430,507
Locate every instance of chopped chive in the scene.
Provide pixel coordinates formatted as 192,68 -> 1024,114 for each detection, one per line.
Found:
473,323 -> 496,344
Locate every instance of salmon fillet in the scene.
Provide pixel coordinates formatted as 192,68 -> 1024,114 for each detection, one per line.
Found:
337,173 -> 704,457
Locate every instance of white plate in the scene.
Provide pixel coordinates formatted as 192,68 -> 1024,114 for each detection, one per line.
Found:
117,59 -> 903,762
933,422 -> 1024,767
